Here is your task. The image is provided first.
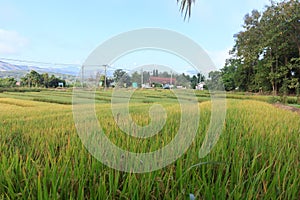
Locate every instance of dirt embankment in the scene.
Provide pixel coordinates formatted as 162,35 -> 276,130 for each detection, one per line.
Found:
273,103 -> 300,115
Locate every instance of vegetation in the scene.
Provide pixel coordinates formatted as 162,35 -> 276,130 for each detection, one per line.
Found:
177,0 -> 196,20
0,1 -> 299,199
21,70 -> 66,88
0,78 -> 17,88
0,70 -> 67,89
211,0 -> 300,96
0,89 -> 299,199
109,69 -> 204,89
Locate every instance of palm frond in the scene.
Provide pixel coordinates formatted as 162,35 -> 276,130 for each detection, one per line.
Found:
177,0 -> 196,20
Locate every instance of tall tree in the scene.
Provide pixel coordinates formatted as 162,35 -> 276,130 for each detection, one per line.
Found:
113,69 -> 126,82
113,69 -> 130,87
131,71 -> 141,85
207,71 -> 223,90
23,70 -> 42,87
42,73 -> 49,88
224,0 -> 300,95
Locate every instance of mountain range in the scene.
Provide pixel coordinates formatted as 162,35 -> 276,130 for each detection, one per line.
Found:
0,60 -> 200,80
0,61 -> 80,76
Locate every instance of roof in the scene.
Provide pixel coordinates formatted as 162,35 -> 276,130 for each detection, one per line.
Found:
149,76 -> 176,84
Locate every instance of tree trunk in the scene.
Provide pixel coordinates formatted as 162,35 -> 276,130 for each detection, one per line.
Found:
275,56 -> 278,96
270,49 -> 277,96
272,82 -> 276,96
296,82 -> 300,104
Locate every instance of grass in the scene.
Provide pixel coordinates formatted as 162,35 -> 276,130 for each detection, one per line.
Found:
0,89 -> 299,199
289,104 -> 300,109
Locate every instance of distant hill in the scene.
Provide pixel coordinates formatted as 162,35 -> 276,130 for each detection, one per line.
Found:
0,61 -> 80,76
0,61 -> 29,71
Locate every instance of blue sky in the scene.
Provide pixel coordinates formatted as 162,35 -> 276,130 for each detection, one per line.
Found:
0,0 -> 271,74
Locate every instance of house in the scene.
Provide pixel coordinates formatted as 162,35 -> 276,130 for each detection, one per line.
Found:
149,76 -> 176,85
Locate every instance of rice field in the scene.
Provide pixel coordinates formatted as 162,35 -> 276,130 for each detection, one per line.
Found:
0,89 -> 299,199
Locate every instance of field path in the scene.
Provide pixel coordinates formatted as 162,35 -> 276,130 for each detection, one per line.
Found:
273,103 -> 300,115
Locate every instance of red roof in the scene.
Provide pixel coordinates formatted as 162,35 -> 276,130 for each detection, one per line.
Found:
149,76 -> 176,84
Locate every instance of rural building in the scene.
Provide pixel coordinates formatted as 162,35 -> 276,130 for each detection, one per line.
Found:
149,76 -> 176,85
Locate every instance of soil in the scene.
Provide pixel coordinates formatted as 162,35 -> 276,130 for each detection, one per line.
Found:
273,103 -> 300,115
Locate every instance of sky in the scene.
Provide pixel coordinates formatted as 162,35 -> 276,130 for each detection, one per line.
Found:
0,0 -> 271,75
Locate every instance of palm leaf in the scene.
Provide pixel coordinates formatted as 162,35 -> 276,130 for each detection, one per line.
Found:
177,0 -> 196,20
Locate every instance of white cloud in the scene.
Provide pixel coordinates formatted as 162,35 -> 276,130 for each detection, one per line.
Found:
207,48 -> 231,69
0,29 -> 28,55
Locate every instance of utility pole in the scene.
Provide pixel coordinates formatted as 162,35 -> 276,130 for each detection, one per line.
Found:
170,70 -> 173,85
81,65 -> 84,87
141,68 -> 143,88
104,64 -> 107,90
199,72 -> 201,83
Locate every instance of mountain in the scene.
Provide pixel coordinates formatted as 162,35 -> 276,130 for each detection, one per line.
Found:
0,61 -> 80,76
0,61 -> 29,71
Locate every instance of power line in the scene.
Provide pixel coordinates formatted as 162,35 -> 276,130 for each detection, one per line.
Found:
0,57 -> 186,78
0,57 -> 81,66
0,57 -> 134,71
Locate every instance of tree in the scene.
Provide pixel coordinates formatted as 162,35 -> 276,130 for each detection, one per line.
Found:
42,73 -> 49,88
20,71 -> 66,88
131,71 -> 141,86
176,73 -> 191,88
113,69 -> 126,82
143,71 -> 150,84
221,59 -> 237,91
160,71 -> 171,78
21,70 -> 42,87
113,69 -> 130,87
0,78 -> 16,87
48,75 -> 65,88
223,0 -> 300,95
196,73 -> 204,83
207,71 -> 223,90
190,75 -> 198,89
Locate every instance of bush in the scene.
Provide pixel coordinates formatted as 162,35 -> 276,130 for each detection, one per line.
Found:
267,96 -> 281,104
286,96 -> 298,104
0,87 -> 42,93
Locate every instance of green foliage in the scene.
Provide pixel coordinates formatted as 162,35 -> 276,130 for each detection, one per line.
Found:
21,71 -> 66,88
296,82 -> 300,104
219,0 -> 300,95
113,69 -> 126,82
131,71 -> 141,86
221,60 -> 238,91
206,71 -> 224,90
175,73 -> 191,88
190,75 -> 197,89
0,77 -> 17,87
153,82 -> 163,88
48,75 -> 66,88
267,96 -> 281,104
112,69 -> 204,89
113,69 -> 131,87
0,87 -> 42,93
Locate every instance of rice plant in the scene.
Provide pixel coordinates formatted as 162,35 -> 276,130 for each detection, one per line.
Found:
0,90 -> 299,199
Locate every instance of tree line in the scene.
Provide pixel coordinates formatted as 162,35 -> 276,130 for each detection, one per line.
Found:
95,69 -> 205,89
0,70 -> 66,88
211,0 -> 299,96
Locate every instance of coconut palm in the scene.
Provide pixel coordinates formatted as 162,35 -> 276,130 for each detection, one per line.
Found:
177,0 -> 196,20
